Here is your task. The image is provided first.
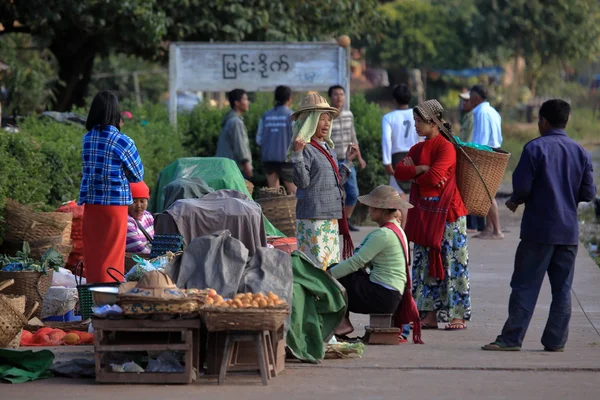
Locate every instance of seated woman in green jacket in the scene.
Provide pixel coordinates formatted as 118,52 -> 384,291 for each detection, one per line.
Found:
329,185 -> 414,337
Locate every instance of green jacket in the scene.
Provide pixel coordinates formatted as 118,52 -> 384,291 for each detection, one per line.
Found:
286,252 -> 347,363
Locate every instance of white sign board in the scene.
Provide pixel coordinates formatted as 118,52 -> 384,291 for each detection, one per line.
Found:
169,42 -> 349,124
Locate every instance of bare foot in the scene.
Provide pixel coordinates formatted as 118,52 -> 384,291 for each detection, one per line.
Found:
335,317 -> 354,336
473,231 -> 504,240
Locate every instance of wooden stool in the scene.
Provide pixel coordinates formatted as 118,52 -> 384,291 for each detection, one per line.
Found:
365,314 -> 398,345
218,330 -> 275,385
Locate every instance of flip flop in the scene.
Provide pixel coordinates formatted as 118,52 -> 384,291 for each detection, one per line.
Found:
481,342 -> 521,351
444,322 -> 467,331
398,335 -> 408,344
421,323 -> 439,330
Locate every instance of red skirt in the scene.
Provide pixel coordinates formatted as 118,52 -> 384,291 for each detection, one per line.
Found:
83,204 -> 128,283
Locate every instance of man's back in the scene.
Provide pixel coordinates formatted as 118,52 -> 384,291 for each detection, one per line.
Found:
514,130 -> 596,245
381,109 -> 419,165
259,106 -> 293,162
472,102 -> 502,148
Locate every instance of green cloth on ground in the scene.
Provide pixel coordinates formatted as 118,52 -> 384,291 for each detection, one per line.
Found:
0,349 -> 54,384
149,157 -> 283,237
329,219 -> 407,293
286,252 -> 347,363
453,136 -> 494,152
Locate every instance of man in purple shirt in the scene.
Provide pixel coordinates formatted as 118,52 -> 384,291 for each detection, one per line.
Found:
482,99 -> 596,352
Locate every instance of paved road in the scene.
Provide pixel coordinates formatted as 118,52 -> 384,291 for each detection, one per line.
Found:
4,202 -> 600,399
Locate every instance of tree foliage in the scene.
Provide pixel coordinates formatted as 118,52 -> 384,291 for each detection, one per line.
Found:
473,0 -> 600,94
0,0 -> 382,110
365,0 -> 479,70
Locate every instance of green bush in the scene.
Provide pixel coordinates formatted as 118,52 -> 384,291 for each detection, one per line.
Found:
0,93 -> 389,236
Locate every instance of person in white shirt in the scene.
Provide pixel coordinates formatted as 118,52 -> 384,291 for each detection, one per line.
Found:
381,84 -> 420,228
470,85 -> 504,239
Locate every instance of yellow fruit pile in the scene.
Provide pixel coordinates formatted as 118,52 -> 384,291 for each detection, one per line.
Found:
205,291 -> 286,309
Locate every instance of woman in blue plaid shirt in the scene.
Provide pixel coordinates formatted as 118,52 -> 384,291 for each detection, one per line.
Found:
78,91 -> 144,283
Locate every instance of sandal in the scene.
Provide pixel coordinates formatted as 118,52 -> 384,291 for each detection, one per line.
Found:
421,323 -> 439,330
444,321 -> 467,331
481,341 -> 521,351
398,335 -> 408,344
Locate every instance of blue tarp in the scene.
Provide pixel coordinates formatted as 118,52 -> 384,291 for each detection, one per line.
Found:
434,66 -> 504,78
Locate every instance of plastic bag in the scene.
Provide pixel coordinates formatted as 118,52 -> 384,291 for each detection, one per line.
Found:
125,255 -> 169,281
453,136 -> 494,152
52,267 -> 79,287
146,351 -> 185,373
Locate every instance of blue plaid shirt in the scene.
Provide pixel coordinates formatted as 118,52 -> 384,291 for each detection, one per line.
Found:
78,125 -> 144,206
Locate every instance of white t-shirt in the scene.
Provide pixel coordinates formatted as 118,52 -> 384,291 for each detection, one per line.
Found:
381,109 -> 419,165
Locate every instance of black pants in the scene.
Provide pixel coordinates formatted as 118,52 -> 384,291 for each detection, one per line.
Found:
337,269 -> 402,315
496,241 -> 577,349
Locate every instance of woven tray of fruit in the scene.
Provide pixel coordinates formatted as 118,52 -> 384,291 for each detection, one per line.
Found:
199,291 -> 289,332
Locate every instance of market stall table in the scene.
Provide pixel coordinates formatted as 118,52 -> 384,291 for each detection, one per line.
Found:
93,318 -> 201,384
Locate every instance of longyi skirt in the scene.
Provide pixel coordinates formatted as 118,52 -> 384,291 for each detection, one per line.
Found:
83,204 -> 128,283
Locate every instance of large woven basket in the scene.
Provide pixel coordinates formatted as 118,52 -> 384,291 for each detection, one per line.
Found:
455,146 -> 510,217
199,307 -> 289,332
0,270 -> 53,319
256,187 -> 297,237
3,199 -> 73,242
0,280 -> 39,348
25,319 -> 92,333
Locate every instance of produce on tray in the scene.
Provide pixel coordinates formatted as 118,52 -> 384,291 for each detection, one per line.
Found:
202,290 -> 287,309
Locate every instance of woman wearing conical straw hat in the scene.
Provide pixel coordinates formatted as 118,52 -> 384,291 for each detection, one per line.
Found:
395,99 -> 471,331
288,93 -> 359,270
328,185 -> 423,344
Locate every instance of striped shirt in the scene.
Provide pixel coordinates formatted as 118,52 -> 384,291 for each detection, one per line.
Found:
330,109 -> 358,160
78,125 -> 144,205
126,211 -> 154,254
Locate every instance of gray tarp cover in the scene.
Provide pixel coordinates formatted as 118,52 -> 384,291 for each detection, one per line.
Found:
162,177 -> 214,211
154,189 -> 267,256
167,230 -> 292,305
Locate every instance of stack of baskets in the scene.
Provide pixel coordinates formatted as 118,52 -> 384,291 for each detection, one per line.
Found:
256,187 -> 296,237
2,199 -> 73,261
454,145 -> 510,216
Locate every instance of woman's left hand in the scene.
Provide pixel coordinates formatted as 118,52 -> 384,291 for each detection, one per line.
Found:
346,143 -> 359,161
415,165 -> 430,175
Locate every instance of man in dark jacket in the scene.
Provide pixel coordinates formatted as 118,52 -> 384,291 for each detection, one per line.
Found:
482,99 -> 596,352
216,89 -> 253,178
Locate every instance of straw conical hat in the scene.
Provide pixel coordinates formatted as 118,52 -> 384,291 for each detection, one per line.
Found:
291,93 -> 340,121
121,270 -> 186,300
357,185 -> 413,210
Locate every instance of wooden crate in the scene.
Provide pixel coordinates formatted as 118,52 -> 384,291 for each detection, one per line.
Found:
206,327 -> 285,376
93,318 -> 201,384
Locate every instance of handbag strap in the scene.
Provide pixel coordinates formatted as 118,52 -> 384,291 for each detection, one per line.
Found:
135,219 -> 153,243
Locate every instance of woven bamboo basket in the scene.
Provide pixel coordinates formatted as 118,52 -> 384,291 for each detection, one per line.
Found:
0,270 -> 53,319
199,307 -> 289,332
245,179 -> 254,197
4,294 -> 25,348
256,187 -> 297,237
3,199 -> 73,242
455,146 -> 511,217
0,280 -> 39,348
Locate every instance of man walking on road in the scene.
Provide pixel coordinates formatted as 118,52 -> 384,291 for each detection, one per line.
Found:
469,85 -> 504,239
329,85 -> 367,231
216,88 -> 253,178
381,84 -> 420,228
482,99 -> 596,352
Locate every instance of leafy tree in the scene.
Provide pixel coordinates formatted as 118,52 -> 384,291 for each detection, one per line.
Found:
366,0 -> 477,70
0,34 -> 59,115
0,0 -> 382,111
473,0 -> 600,95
